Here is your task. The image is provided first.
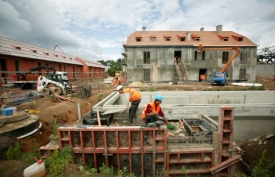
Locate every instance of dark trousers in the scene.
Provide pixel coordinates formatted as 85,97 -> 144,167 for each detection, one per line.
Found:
129,99 -> 141,122
145,115 -> 163,124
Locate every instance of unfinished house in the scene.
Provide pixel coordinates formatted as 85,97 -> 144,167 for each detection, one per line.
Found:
122,25 -> 258,83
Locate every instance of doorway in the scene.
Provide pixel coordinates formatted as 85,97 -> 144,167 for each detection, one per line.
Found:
199,69 -> 207,82
174,51 -> 182,64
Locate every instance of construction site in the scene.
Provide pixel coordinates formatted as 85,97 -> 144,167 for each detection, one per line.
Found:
0,26 -> 275,176
0,76 -> 274,177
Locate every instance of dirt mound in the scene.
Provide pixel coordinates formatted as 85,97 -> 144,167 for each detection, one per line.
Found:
128,81 -> 148,87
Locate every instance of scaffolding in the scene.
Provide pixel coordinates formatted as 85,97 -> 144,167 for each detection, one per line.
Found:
174,58 -> 189,83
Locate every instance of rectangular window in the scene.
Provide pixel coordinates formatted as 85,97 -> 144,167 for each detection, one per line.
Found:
223,37 -> 229,41
180,37 -> 185,41
238,37 -> 243,41
194,37 -> 200,41
150,37 -> 156,41
240,51 -> 247,64
136,37 -> 141,42
143,51 -> 150,64
165,37 -> 171,41
239,69 -> 246,80
222,51 -> 229,64
202,51 -> 205,60
194,51 -> 198,61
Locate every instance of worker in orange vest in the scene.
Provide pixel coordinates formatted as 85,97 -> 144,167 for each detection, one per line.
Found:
141,94 -> 170,127
116,85 -> 141,124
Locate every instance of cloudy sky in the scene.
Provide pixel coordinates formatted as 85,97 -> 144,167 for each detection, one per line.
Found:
0,0 -> 274,61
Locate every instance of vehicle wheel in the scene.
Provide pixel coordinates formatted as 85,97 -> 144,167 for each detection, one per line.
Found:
53,87 -> 62,95
42,88 -> 50,96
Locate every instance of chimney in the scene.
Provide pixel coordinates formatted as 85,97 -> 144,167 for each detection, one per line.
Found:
200,27 -> 204,31
186,32 -> 191,41
142,26 -> 146,32
216,25 -> 222,34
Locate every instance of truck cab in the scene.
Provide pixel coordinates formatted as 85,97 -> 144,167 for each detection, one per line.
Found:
211,72 -> 227,86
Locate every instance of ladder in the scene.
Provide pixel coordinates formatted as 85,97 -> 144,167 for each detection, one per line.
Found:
174,58 -> 189,82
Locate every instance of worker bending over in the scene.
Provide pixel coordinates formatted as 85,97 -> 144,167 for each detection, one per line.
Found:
142,94 -> 170,127
116,85 -> 141,123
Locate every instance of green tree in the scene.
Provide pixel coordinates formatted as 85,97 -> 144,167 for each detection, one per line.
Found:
107,59 -> 122,76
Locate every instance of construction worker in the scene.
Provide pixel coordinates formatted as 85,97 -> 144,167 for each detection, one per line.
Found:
141,94 -> 170,127
116,85 -> 141,123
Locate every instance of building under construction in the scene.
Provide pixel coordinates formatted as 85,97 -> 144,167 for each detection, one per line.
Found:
122,25 -> 258,83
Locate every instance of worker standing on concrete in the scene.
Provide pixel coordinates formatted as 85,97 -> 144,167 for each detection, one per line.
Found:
141,94 -> 170,127
116,85 -> 141,124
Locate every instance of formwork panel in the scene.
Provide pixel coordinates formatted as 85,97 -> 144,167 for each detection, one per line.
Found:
118,131 -> 129,148
94,131 -> 104,149
120,153 -> 130,171
130,131 -> 141,149
84,153 -> 95,167
143,153 -> 153,177
71,131 -> 81,147
143,130 -> 153,149
106,131 -> 116,148
132,153 -> 142,177
82,131 -> 93,148
73,153 -> 83,164
108,154 -> 118,170
167,150 -> 214,175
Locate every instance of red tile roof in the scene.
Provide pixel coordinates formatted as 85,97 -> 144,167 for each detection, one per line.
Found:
125,30 -> 257,47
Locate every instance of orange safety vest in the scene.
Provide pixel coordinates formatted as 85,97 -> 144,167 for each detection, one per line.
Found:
123,88 -> 141,102
141,102 -> 161,119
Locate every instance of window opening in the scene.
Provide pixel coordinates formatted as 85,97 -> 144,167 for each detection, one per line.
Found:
180,37 -> 185,41
240,51 -> 247,64
143,51 -> 150,64
150,37 -> 156,41
222,51 -> 229,64
165,37 -> 171,41
136,37 -> 141,42
194,37 -> 200,41
194,51 -> 198,61
202,51 -> 205,60
223,38 -> 229,41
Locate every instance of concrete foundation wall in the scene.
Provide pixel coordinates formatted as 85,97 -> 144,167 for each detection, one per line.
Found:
93,91 -> 275,144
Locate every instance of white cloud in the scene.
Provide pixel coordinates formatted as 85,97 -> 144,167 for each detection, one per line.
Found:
0,0 -> 274,61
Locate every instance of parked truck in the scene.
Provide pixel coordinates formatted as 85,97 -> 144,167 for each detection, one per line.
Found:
198,43 -> 240,86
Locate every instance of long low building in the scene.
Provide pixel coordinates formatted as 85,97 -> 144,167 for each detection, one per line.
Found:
0,36 -> 106,86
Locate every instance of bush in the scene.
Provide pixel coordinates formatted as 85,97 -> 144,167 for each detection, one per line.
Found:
5,142 -> 21,160
21,144 -> 41,165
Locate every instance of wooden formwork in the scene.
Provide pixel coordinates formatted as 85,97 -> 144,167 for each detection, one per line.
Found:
38,107 -> 241,176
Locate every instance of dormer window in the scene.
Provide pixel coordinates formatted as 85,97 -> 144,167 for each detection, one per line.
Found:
218,35 -> 229,42
232,35 -> 243,42
191,34 -> 200,41
136,37 -> 141,42
164,35 -> 171,41
54,54 -> 58,57
194,37 -> 200,41
180,37 -> 186,41
43,52 -> 49,55
150,35 -> 156,41
31,49 -> 37,53
177,35 -> 186,41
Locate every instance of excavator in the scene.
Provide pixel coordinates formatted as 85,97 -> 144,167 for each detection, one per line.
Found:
198,43 -> 240,86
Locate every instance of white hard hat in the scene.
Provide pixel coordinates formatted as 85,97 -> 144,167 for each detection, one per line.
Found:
116,85 -> 123,91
